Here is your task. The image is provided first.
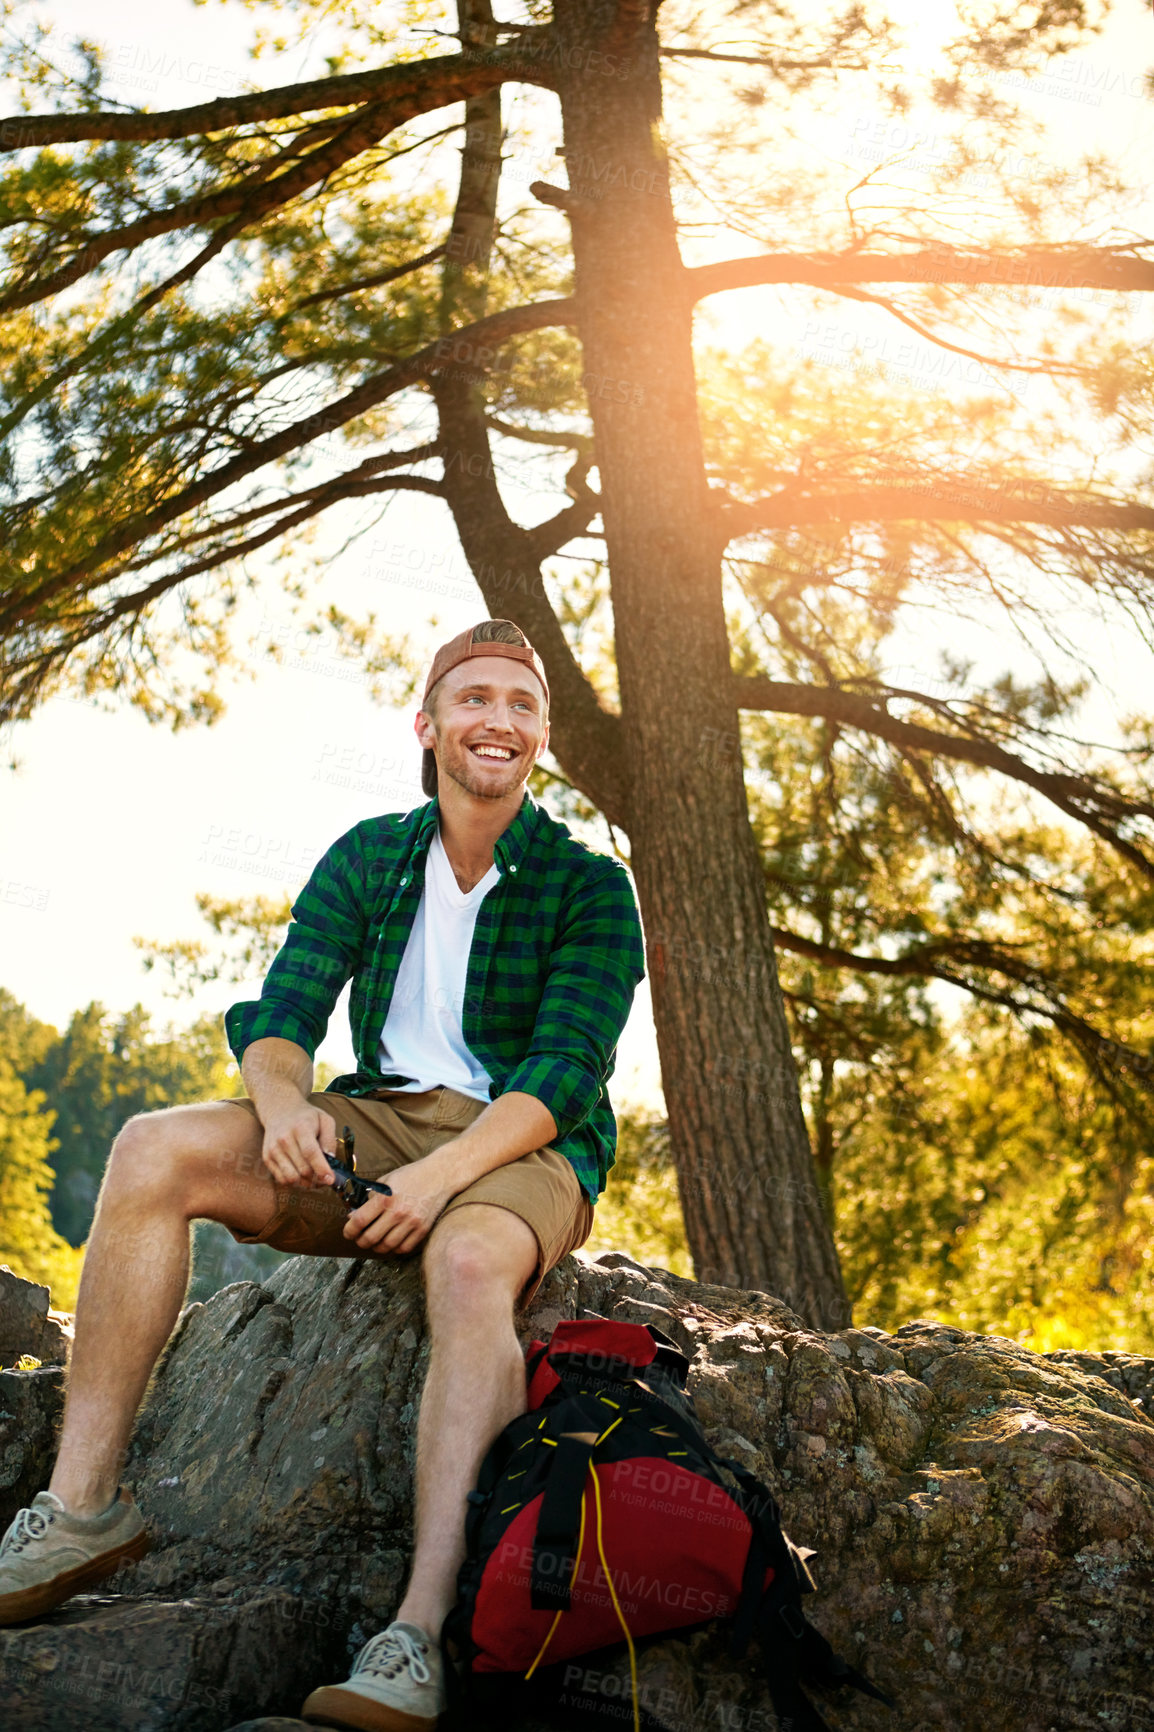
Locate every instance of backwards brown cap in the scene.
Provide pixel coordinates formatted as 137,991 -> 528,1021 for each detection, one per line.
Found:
421,620 -> 549,708
419,620 -> 549,799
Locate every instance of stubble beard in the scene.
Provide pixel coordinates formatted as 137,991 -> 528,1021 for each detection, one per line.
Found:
439,738 -> 528,802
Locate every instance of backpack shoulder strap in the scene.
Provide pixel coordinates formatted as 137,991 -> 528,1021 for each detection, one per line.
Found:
525,1342 -> 550,1382
530,1395 -> 602,1612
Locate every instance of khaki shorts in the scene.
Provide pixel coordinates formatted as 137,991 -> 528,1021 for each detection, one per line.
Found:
222,1086 -> 593,1308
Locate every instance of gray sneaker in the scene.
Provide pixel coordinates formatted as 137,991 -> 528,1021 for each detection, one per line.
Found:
0,1488 -> 149,1625
301,1620 -> 446,1730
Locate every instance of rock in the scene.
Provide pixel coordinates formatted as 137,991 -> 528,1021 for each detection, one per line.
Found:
1,1250 -> 1152,1731
0,1591 -> 322,1730
0,1269 -> 71,1369
0,1365 -> 65,1530
0,1268 -> 48,1366
41,1314 -> 73,1367
1046,1348 -> 1154,1423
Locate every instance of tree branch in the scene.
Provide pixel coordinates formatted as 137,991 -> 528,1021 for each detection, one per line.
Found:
821,282 -> 1093,378
118,472 -> 444,590
2,99 -> 440,315
737,675 -> 1154,880
113,443 -> 444,572
0,41 -> 552,152
689,246 -> 1154,301
659,47 -> 873,70
0,295 -> 574,638
485,414 -> 594,451
768,924 -> 1154,1093
525,451 -> 600,562
0,212 -> 249,441
719,482 -> 1154,539
0,474 -> 444,722
434,377 -> 629,829
290,243 -> 448,311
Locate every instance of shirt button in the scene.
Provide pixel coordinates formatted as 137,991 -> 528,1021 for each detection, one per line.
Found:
400,875 -> 409,886
509,863 -> 517,874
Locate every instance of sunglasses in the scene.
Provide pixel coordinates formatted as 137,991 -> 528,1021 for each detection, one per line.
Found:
325,1126 -> 393,1211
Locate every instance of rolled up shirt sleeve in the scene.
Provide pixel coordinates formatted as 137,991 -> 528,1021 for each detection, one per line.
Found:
225,828 -> 370,1066
501,862 -> 645,1141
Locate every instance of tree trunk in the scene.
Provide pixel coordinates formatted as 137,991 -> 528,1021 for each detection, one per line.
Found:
546,1 -> 848,1326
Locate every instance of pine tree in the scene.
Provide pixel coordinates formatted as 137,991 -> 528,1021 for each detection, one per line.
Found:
2,0 -> 1153,1322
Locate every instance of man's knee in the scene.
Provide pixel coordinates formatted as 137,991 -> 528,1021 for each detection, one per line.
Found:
106,1111 -> 173,1186
424,1210 -> 537,1310
108,1110 -> 162,1163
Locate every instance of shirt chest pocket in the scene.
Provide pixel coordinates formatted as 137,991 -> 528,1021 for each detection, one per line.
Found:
464,937 -> 550,1034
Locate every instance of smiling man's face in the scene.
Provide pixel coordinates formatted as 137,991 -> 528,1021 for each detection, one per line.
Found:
416,655 -> 549,801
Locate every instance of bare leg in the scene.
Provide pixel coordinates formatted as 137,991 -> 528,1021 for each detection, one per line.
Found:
394,1204 -> 538,1638
49,1103 -> 280,1517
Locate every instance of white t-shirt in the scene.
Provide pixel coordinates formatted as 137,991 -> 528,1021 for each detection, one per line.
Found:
376,828 -> 500,1101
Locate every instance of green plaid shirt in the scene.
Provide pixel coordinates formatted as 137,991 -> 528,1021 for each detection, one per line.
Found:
225,793 -> 645,1200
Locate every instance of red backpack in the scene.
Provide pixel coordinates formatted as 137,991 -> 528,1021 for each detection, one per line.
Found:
442,1316 -> 891,1732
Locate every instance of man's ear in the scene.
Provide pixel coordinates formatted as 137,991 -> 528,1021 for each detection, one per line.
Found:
535,718 -> 550,762
414,707 -> 436,752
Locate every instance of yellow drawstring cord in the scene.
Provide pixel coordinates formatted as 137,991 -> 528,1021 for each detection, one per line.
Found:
591,1467 -> 640,1732
524,1486 -> 587,1679
523,1414 -> 637,1732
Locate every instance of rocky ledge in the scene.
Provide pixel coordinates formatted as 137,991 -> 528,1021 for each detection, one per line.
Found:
0,1267 -> 73,1371
0,1250 -> 1151,1732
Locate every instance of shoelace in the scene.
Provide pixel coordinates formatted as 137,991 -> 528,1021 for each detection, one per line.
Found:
353,1626 -> 432,1686
0,1504 -> 52,1558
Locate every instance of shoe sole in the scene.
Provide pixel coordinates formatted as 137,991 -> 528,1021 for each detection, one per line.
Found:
300,1683 -> 442,1732
0,1528 -> 151,1626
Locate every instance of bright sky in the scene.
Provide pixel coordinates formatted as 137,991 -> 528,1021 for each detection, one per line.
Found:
1,0 -> 1152,1109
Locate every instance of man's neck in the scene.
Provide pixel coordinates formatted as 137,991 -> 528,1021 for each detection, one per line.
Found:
435,781 -> 526,892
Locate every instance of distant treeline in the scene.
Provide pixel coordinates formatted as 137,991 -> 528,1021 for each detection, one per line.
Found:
0,991 -> 283,1308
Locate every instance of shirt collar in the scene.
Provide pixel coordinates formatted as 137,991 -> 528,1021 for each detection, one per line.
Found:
411,791 -> 539,875
412,798 -> 440,855
494,790 -> 540,874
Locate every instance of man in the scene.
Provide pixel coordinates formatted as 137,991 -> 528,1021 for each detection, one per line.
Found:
0,618 -> 646,1732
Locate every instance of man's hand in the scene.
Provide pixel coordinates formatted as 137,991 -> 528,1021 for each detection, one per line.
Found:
340,1093 -> 558,1256
261,1100 -> 337,1189
341,1154 -> 455,1255
241,1036 -> 336,1189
